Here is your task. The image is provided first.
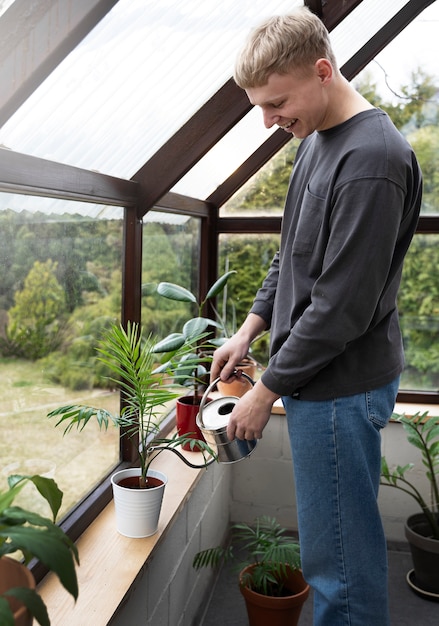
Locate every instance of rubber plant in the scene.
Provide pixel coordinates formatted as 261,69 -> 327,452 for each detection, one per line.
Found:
47,322 -> 215,489
152,270 -> 237,399
0,474 -> 79,626
380,411 -> 439,539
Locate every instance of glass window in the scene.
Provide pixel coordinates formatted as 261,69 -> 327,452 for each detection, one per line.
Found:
218,232 -> 280,364
353,2 -> 439,216
398,234 -> 439,393
220,139 -> 298,216
0,194 -> 121,517
142,211 -> 201,341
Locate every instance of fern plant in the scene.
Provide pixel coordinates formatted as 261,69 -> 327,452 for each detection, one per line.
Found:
193,516 -> 301,597
380,411 -> 439,539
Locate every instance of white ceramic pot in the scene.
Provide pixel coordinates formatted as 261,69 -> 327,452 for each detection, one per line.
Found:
111,468 -> 167,538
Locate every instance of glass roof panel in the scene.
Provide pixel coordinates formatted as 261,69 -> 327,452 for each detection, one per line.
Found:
0,0 -> 299,180
177,0 -> 412,201
173,107 -> 276,198
329,0 -> 410,68
0,0 -> 15,19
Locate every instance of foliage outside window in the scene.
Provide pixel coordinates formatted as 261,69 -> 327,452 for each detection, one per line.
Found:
0,200 -> 121,517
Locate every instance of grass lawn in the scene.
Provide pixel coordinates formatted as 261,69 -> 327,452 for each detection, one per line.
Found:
0,357 -> 119,518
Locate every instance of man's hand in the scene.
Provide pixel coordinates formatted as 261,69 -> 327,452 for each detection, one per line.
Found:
226,379 -> 280,441
210,313 -> 267,383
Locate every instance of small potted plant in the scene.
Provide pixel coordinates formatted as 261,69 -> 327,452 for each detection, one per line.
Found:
48,322 -> 215,538
0,473 -> 79,626
153,271 -> 236,448
380,411 -> 439,597
193,516 -> 309,626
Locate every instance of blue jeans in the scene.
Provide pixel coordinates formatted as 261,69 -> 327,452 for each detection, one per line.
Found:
282,378 -> 399,626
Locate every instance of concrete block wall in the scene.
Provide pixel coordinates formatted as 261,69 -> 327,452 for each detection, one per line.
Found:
230,412 -> 297,531
230,411 -> 429,543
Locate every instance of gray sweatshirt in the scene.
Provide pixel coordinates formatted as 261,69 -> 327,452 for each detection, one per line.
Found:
251,109 -> 422,400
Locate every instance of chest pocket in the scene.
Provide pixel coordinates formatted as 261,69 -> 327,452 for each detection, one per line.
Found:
292,186 -> 326,255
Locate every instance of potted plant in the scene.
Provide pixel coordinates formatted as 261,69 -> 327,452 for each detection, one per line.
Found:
0,473 -> 79,626
48,322 -> 215,538
153,271 -> 236,448
193,516 -> 309,626
380,411 -> 439,597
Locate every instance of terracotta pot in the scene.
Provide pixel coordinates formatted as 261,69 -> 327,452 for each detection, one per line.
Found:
217,360 -> 256,398
0,556 -> 35,626
176,396 -> 211,451
239,564 -> 310,626
405,512 -> 439,595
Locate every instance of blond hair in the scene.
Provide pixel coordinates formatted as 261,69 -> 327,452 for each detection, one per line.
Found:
234,7 -> 337,88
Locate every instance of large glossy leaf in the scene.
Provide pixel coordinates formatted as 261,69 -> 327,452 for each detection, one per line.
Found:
0,596 -> 15,626
152,333 -> 185,353
2,524 -> 78,599
205,271 -> 236,300
157,282 -> 196,303
183,318 -> 210,340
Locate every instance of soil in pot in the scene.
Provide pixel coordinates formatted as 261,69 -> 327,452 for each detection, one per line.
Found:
117,475 -> 164,489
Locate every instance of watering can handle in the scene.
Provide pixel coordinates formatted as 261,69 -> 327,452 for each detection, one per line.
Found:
199,371 -> 255,420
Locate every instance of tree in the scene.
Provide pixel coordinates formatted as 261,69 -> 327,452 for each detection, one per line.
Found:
4,259 -> 67,359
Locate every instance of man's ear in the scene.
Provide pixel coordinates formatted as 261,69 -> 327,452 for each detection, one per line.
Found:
315,58 -> 333,84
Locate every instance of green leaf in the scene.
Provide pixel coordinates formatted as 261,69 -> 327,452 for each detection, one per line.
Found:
205,271 -> 236,300
0,481 -> 25,513
1,524 -> 79,599
152,333 -> 185,353
26,476 -> 63,522
157,282 -> 196,303
0,596 -> 15,626
3,587 -> 50,626
182,318 -> 210,340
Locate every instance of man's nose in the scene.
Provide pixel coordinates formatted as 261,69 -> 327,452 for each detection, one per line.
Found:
262,109 -> 278,129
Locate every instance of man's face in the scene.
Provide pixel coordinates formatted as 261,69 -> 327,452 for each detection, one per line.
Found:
245,64 -> 330,139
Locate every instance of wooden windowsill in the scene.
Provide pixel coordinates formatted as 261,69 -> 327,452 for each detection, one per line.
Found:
38,445 -> 210,625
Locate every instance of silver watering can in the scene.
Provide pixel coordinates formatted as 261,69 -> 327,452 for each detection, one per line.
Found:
196,373 -> 257,464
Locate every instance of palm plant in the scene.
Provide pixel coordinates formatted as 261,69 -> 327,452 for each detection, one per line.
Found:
193,516 -> 301,597
0,474 -> 79,626
48,322 -> 215,488
380,411 -> 439,539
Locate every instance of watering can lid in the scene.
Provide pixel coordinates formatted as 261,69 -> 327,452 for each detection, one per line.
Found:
198,396 -> 238,429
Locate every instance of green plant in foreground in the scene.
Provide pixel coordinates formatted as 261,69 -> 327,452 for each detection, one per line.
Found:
48,322 -> 215,488
380,411 -> 439,539
0,474 -> 79,626
193,516 -> 301,597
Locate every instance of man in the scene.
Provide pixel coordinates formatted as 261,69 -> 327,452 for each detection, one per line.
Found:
210,7 -> 422,625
